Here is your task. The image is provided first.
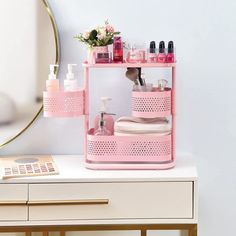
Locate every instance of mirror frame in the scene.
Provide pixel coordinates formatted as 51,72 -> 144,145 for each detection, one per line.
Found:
0,0 -> 60,149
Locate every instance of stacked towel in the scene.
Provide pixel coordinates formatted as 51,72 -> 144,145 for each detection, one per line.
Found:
114,117 -> 171,136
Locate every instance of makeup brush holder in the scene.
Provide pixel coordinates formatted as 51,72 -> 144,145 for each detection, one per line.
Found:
87,129 -> 172,163
43,90 -> 84,117
131,88 -> 171,118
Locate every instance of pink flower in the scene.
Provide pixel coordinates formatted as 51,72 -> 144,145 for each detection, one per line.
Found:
83,31 -> 90,40
106,24 -> 114,33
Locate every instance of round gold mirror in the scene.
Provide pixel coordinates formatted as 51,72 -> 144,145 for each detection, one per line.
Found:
0,0 -> 59,148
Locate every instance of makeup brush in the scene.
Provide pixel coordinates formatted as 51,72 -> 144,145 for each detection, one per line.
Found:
125,68 -> 139,85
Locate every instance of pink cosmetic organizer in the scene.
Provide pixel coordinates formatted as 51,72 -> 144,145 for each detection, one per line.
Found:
82,62 -> 176,170
43,62 -> 176,170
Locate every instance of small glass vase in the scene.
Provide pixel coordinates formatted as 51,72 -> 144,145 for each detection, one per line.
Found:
87,46 -> 109,64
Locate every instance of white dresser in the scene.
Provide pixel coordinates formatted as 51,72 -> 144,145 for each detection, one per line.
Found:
0,155 -> 198,236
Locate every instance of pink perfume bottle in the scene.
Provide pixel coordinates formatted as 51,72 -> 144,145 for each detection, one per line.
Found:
113,36 -> 123,63
166,41 -> 175,63
157,41 -> 166,63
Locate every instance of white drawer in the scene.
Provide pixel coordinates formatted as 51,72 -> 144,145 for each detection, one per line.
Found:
29,182 -> 193,221
0,184 -> 28,221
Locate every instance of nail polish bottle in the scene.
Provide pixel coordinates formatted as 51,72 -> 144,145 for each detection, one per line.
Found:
46,64 -> 59,92
166,41 -> 175,63
147,41 -> 157,63
157,41 -> 166,63
113,36 -> 123,63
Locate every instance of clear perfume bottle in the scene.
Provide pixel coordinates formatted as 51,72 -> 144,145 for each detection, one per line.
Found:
94,112 -> 112,136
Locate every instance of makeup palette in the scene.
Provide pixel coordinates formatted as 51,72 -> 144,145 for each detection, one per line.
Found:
0,155 -> 58,179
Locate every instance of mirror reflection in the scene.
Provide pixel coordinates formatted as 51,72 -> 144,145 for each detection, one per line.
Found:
0,0 -> 57,146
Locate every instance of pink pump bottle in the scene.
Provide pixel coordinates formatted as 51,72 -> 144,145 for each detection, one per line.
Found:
46,64 -> 59,91
94,97 -> 114,135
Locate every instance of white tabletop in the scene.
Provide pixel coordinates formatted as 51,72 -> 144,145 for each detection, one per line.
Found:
0,154 -> 197,183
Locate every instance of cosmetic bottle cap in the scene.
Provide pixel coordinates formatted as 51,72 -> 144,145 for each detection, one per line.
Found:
114,36 -> 122,41
48,64 -> 59,80
168,41 -> 174,53
159,41 -> 165,53
149,41 -> 156,53
66,64 -> 77,80
100,97 -> 112,112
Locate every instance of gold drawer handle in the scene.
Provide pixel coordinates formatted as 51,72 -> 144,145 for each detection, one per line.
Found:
0,200 -> 27,206
27,199 -> 109,206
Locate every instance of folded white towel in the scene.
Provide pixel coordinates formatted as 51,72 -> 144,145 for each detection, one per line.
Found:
114,116 -> 171,134
114,131 -> 171,137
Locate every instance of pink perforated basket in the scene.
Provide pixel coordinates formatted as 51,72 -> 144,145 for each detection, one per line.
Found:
132,88 -> 171,118
87,129 -> 172,163
43,90 -> 84,117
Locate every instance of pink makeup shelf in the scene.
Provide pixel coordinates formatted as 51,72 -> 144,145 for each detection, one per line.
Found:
43,62 -> 176,170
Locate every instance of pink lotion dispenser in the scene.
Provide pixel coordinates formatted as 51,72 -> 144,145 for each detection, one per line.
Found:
94,97 -> 114,135
46,64 -> 59,91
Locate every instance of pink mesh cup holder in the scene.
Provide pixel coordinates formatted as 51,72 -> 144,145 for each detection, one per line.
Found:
43,90 -> 84,117
132,88 -> 171,118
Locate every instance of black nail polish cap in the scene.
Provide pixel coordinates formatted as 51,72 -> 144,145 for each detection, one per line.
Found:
149,41 -> 156,53
159,41 -> 165,53
168,41 -> 174,53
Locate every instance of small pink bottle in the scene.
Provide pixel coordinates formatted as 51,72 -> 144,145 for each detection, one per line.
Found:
46,64 -> 59,91
94,97 -> 114,134
113,36 -> 123,63
166,41 -> 175,63
157,41 -> 166,63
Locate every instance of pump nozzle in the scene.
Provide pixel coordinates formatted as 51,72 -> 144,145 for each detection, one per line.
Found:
48,64 -> 59,80
100,97 -> 112,112
66,64 -> 77,80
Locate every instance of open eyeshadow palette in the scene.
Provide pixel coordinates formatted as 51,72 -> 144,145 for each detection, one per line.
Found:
0,155 -> 59,179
